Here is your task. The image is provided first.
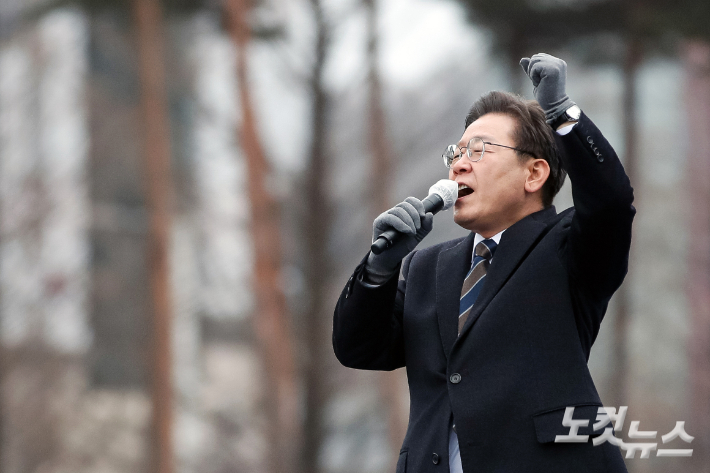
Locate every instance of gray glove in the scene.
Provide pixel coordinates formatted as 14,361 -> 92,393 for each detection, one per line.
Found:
519,53 -> 576,124
365,197 -> 433,284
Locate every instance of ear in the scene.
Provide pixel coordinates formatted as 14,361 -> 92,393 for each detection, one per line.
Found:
524,159 -> 550,194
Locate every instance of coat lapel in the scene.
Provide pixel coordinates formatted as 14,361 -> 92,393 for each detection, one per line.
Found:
436,232 -> 475,359
453,206 -> 557,347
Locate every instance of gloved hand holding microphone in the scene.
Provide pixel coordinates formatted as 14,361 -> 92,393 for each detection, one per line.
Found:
365,179 -> 458,284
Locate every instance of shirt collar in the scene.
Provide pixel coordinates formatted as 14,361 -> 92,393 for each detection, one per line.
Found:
472,229 -> 505,264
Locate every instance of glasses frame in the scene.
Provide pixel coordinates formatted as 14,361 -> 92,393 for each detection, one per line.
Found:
443,137 -> 534,168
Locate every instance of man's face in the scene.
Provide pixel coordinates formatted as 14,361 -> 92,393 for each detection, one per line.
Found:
448,113 -> 537,236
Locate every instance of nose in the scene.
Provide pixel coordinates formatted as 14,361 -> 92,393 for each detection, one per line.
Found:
450,153 -> 472,175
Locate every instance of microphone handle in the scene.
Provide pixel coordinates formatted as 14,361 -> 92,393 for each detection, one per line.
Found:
370,194 -> 445,255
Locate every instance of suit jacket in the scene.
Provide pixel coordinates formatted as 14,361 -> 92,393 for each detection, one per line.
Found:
333,113 -> 635,472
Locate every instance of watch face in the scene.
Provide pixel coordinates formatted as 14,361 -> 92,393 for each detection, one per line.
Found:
567,105 -> 581,120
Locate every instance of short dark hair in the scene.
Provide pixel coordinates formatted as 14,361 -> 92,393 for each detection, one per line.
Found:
464,91 -> 566,207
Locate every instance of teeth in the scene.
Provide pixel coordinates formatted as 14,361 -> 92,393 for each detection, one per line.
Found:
458,184 -> 470,190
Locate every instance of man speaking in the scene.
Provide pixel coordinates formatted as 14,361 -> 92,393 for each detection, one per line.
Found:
333,53 -> 633,472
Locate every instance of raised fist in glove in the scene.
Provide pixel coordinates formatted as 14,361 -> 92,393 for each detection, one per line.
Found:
365,197 -> 433,284
519,53 -> 575,124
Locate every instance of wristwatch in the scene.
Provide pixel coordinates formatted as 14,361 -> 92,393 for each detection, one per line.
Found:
550,104 -> 581,130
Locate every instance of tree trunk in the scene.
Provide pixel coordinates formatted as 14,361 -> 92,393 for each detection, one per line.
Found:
224,0 -> 300,472
363,0 -> 409,464
300,1 -> 331,472
683,39 -> 710,472
508,30 -> 527,96
365,0 -> 392,214
609,12 -> 642,409
131,0 -> 175,472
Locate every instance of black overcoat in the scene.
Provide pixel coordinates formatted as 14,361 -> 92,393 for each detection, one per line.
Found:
333,113 -> 634,472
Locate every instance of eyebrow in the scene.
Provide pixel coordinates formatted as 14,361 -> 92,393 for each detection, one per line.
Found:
457,134 -> 497,146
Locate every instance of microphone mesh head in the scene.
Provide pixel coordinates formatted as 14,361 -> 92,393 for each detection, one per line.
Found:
428,179 -> 458,210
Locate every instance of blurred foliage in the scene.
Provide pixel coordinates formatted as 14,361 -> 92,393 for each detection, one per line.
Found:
455,0 -> 710,57
15,0 -> 284,40
25,0 -> 213,16
454,0 -> 623,53
654,0 -> 710,40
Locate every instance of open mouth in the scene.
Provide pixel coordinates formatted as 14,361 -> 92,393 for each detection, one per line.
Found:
458,184 -> 474,198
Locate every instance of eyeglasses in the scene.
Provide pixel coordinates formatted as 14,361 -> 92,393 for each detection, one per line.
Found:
442,137 -> 533,168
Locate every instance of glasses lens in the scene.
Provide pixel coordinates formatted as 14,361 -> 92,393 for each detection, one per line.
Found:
467,138 -> 484,161
443,144 -> 458,168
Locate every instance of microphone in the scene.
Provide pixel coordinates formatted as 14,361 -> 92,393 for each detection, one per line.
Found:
371,179 -> 459,255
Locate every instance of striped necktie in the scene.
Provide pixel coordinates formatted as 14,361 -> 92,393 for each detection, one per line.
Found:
458,239 -> 497,335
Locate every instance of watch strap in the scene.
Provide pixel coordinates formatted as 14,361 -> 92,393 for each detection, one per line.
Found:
550,104 -> 581,130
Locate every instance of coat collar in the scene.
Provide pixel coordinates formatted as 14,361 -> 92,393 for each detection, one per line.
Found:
436,231 -> 476,359
436,206 -> 557,358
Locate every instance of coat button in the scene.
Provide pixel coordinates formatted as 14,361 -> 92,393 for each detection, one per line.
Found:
587,136 -> 594,144
450,373 -> 462,384
432,453 -> 440,465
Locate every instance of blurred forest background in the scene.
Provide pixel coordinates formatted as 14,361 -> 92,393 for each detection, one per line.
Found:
0,0 -> 708,472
